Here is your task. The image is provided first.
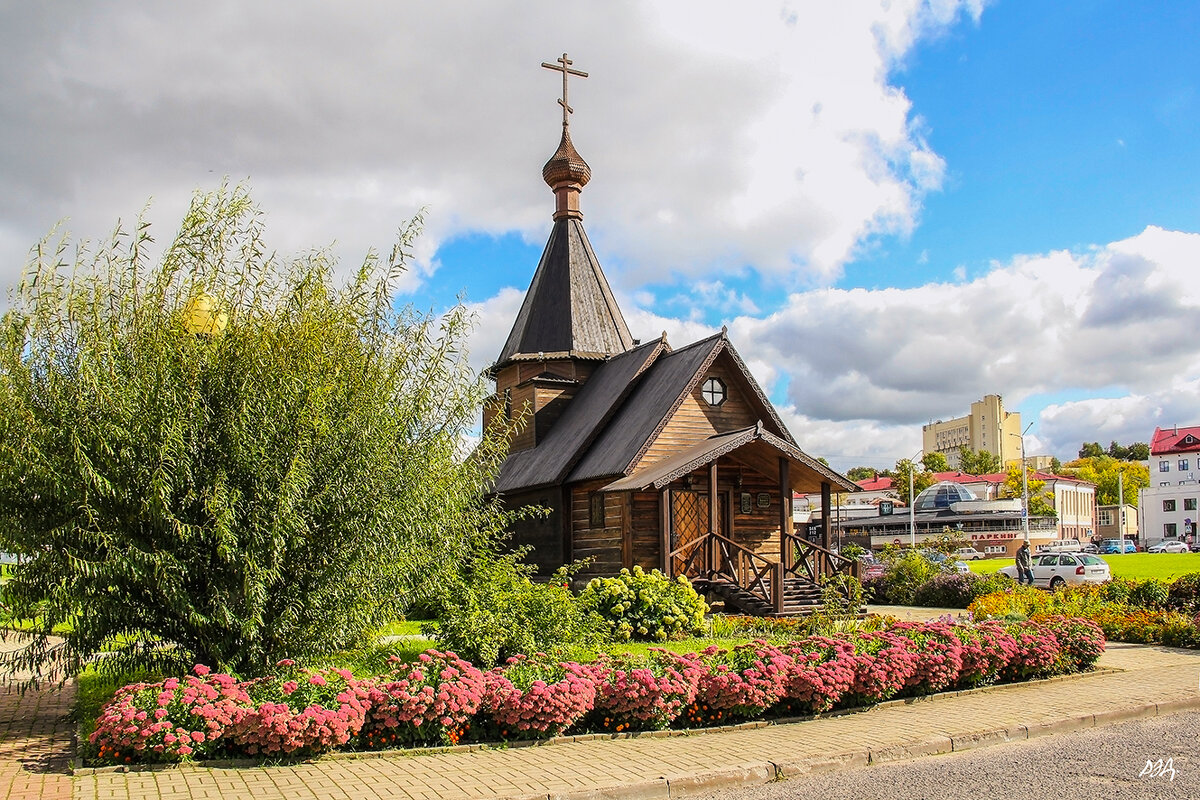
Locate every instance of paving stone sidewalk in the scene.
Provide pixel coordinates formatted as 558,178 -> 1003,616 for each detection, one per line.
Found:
0,634 -> 75,800
66,642 -> 1200,800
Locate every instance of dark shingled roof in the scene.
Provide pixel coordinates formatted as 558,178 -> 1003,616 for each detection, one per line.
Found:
491,339 -> 666,494
566,334 -> 725,483
496,218 -> 634,367
600,424 -> 858,494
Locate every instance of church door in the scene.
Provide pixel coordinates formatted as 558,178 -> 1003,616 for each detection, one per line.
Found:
670,490 -> 726,577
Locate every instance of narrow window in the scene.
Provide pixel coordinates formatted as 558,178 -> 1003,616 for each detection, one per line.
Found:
589,492 -> 605,528
1185,498 -> 1197,511
1164,499 -> 1177,512
1180,459 -> 1190,471
1160,461 -> 1171,473
1165,523 -> 1178,537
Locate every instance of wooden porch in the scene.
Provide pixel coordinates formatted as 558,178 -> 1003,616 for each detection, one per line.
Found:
600,424 -> 862,616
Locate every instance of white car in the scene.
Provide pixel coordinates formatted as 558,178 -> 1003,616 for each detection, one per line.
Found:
1148,540 -> 1189,553
955,547 -> 985,561
999,552 -> 1111,589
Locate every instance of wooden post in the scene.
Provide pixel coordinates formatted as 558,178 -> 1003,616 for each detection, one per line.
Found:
775,561 -> 785,614
821,480 -> 832,552
709,461 -> 719,578
779,457 -> 792,572
562,485 -> 573,564
620,491 -> 632,569
708,462 -> 719,535
660,487 -> 671,575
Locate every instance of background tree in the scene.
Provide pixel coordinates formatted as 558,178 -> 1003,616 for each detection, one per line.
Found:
845,466 -> 878,482
1127,442 -> 1150,461
891,458 -> 934,505
1061,456 -> 1149,506
1079,442 -> 1105,459
1049,456 -> 1063,474
920,452 -> 949,473
0,185 -> 510,680
957,447 -> 1002,475
999,465 -> 1056,517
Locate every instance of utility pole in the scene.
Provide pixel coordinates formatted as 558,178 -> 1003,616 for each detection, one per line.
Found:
1021,422 -> 1034,544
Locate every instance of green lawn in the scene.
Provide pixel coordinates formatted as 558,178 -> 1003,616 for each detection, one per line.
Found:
968,552 -> 1200,581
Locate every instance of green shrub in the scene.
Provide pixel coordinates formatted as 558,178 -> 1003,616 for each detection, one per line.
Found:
1168,573 -> 1200,613
1128,579 -> 1170,609
971,571 -> 1016,599
0,185 -> 509,681
1160,613 -> 1200,648
434,554 -> 601,667
912,572 -> 979,608
578,566 -> 707,642
877,550 -> 939,606
820,572 -> 864,615
1101,577 -> 1136,604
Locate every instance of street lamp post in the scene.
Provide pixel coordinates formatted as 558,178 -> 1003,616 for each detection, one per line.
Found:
1020,422 -> 1034,544
908,448 -> 922,549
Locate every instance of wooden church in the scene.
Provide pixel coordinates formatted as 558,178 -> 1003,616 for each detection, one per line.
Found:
484,56 -> 860,615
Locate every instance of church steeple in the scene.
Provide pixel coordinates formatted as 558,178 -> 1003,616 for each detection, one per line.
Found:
493,54 -> 633,372
487,55 -> 635,451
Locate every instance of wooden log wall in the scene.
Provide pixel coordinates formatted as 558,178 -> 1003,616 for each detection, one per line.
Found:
636,359 -> 760,470
502,489 -> 563,574
629,491 -> 661,570
570,479 -> 627,577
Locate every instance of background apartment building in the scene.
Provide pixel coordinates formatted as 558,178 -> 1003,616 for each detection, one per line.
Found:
923,394 -> 1023,470
1139,425 -> 1200,547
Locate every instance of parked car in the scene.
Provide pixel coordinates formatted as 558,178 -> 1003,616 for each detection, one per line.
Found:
1080,543 -> 1100,554
1148,540 -> 1190,553
998,552 -> 1111,588
924,551 -> 970,574
1101,538 -> 1136,554
1038,539 -> 1082,553
955,547 -> 985,561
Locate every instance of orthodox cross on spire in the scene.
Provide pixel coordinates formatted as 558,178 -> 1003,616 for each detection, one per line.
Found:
541,53 -> 587,128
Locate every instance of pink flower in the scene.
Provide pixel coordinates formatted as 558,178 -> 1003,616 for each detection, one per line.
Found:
193,665 -> 211,677
308,674 -> 327,687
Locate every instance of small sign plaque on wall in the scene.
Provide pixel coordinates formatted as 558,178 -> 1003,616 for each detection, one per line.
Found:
756,492 -> 771,509
740,493 -> 752,514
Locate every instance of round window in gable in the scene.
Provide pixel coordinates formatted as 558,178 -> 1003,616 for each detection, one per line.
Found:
701,377 -> 727,406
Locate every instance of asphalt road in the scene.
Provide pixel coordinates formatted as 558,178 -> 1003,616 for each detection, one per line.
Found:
690,711 -> 1200,800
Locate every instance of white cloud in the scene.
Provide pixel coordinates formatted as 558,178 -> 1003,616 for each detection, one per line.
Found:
462,226 -> 1200,473
0,0 -> 983,294
725,226 -> 1200,466
1038,381 -> 1200,459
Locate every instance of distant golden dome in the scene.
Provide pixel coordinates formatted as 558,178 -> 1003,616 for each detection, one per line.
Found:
542,129 -> 591,189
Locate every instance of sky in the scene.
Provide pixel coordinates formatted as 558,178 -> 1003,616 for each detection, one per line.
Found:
2,0 -> 1198,472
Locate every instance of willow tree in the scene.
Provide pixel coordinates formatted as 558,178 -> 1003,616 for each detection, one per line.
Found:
0,185 -> 508,680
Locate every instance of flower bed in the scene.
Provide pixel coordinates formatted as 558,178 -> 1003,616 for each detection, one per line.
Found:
229,661 -> 371,757
360,650 -> 485,748
579,649 -> 704,732
88,616 -> 1107,766
968,573 -> 1200,650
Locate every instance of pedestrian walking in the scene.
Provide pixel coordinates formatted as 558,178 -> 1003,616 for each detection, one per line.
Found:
1015,541 -> 1035,586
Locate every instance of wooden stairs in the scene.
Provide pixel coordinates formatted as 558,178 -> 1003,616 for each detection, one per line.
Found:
697,575 -> 864,618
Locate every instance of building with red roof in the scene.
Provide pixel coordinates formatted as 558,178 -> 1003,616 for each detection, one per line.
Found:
1150,425 -> 1200,457
1142,425 -> 1200,547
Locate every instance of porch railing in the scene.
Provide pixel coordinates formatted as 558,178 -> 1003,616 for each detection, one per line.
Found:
783,531 -> 860,585
668,531 -> 784,614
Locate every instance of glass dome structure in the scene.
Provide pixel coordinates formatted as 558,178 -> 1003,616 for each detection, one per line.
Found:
912,481 -> 978,512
